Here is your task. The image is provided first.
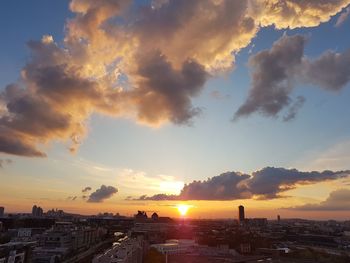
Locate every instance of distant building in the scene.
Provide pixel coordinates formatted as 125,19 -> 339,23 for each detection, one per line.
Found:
46,208 -> 65,218
8,227 -> 46,242
151,212 -> 159,221
238,205 -> 245,223
246,218 -> 268,227
277,215 -> 281,222
134,211 -> 148,221
32,205 -> 37,216
32,205 -> 43,217
0,207 -> 4,218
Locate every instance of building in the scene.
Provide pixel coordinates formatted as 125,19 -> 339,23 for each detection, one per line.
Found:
238,205 -> 245,223
132,222 -> 173,244
32,205 -> 43,217
32,205 -> 37,216
0,207 -> 4,218
33,222 -> 99,262
151,212 -> 159,221
0,242 -> 34,263
151,239 -> 196,255
8,228 -> 46,242
92,236 -> 143,263
134,211 -> 148,222
246,218 -> 268,227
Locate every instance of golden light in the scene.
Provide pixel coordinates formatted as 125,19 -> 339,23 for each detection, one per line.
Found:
176,204 -> 192,216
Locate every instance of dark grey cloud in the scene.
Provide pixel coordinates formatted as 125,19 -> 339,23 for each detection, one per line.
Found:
234,34 -> 306,120
82,186 -> 92,193
179,172 -> 251,200
135,167 -> 349,201
87,185 -> 118,203
235,34 -> 350,121
302,49 -> 350,91
130,51 -> 208,125
287,189 -> 350,211
247,167 -> 349,199
0,129 -> 46,157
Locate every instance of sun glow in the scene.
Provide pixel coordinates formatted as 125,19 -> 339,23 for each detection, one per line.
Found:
176,204 -> 192,216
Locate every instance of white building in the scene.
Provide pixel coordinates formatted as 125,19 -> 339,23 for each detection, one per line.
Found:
151,239 -> 196,255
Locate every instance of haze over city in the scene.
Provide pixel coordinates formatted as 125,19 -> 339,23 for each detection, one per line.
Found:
1,0 -> 350,221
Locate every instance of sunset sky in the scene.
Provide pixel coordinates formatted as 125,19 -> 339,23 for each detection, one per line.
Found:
1,0 -> 350,220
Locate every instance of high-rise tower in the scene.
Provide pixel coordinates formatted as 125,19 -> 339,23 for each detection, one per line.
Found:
238,205 -> 245,223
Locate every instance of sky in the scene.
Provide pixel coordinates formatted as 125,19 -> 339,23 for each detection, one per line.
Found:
0,0 -> 350,220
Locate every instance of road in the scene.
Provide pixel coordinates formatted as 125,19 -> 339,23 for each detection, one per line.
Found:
62,238 -> 115,263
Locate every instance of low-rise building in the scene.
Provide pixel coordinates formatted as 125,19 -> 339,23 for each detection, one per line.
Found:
151,239 -> 196,255
92,236 -> 143,263
33,222 -> 100,262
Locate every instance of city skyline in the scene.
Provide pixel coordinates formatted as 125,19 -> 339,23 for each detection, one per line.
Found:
1,0 -> 350,220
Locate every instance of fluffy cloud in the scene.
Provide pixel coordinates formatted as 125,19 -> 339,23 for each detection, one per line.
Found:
288,188 -> 350,211
302,49 -> 350,91
235,34 -> 306,119
250,0 -> 350,29
1,0 -> 350,156
137,167 -> 349,200
235,34 -> 350,120
247,167 -> 349,198
87,185 -> 118,203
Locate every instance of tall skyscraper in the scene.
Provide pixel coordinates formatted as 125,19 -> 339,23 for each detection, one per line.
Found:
238,205 -> 245,223
0,206 -> 4,217
32,205 -> 38,216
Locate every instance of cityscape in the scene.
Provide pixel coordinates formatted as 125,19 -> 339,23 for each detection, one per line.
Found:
1,204 -> 350,262
1,0 -> 350,262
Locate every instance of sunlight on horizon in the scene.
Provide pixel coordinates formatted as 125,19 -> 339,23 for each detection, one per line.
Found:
176,204 -> 192,216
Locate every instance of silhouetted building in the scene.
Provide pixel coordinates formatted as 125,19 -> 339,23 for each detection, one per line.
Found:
246,218 -> 268,227
134,211 -> 148,221
238,205 -> 245,223
151,212 -> 159,221
277,215 -> 281,223
32,205 -> 37,216
0,207 -> 4,217
32,205 -> 43,217
46,208 -> 65,218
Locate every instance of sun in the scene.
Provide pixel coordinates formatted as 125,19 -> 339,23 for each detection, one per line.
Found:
176,204 -> 191,216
